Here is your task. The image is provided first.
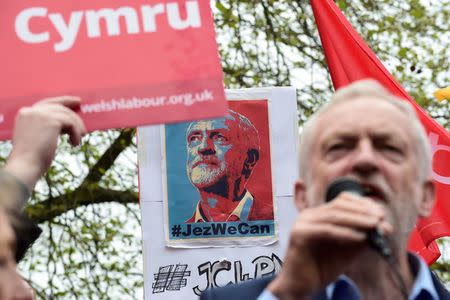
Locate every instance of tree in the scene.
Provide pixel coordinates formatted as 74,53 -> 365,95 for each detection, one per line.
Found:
1,0 -> 447,298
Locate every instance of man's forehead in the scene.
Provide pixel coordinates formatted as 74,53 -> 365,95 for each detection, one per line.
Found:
322,97 -> 410,126
327,96 -> 406,116
315,97 -> 413,142
188,117 -> 236,133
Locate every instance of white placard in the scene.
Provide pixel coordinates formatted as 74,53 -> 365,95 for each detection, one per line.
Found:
138,87 -> 298,299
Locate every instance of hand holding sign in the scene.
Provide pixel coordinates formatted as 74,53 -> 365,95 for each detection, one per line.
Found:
5,96 -> 86,190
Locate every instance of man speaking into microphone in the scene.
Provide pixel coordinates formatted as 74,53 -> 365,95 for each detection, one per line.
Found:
200,80 -> 449,299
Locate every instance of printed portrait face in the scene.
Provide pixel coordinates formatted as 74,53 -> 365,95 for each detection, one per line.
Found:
186,116 -> 246,189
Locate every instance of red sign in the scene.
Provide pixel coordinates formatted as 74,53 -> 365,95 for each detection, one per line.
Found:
0,0 -> 227,140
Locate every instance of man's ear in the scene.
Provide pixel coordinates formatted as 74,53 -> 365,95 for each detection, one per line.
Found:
294,179 -> 308,211
418,178 -> 436,218
242,149 -> 259,178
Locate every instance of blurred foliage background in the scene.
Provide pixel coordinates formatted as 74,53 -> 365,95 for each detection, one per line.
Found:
0,0 -> 448,298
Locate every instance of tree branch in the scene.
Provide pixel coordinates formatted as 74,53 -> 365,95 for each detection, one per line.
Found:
26,187 -> 138,223
82,128 -> 136,185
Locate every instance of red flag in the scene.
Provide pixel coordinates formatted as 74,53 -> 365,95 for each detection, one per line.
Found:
311,0 -> 450,264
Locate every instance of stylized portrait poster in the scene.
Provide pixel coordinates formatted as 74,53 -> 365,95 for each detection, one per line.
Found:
164,100 -> 274,243
138,87 -> 299,299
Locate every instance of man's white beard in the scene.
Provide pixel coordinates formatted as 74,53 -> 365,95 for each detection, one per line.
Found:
387,193 -> 420,253
189,165 -> 226,188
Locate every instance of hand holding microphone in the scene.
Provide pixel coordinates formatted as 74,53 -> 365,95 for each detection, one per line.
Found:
268,178 -> 395,298
326,178 -> 408,298
325,177 -> 393,259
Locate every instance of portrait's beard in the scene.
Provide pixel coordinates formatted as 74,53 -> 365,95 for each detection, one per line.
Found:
188,164 -> 227,189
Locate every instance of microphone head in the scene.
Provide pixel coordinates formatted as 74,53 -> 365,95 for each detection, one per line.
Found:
325,177 -> 364,202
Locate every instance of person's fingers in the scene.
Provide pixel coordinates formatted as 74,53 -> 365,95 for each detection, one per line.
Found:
6,97 -> 86,190
378,221 -> 393,235
305,209 -> 384,230
34,96 -> 81,110
63,110 -> 86,146
54,106 -> 87,145
64,121 -> 85,146
293,221 -> 368,242
301,196 -> 387,229
329,192 -> 386,218
37,105 -> 87,146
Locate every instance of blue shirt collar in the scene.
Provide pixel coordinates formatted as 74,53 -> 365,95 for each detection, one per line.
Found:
325,253 -> 439,300
409,253 -> 439,300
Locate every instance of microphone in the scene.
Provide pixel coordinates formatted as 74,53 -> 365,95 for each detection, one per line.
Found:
325,178 -> 392,259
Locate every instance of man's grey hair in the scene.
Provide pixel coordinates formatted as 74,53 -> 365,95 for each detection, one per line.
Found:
228,110 -> 260,154
187,110 -> 260,153
298,79 -> 431,181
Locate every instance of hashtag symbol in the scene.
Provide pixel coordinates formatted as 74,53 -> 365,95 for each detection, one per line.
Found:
171,225 -> 182,237
167,264 -> 191,290
152,265 -> 172,293
152,264 -> 191,293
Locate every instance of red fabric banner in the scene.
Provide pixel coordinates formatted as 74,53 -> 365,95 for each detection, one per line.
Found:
0,0 -> 227,140
311,0 -> 450,264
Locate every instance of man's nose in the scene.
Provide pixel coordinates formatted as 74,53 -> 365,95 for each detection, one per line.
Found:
198,137 -> 215,155
351,140 -> 378,175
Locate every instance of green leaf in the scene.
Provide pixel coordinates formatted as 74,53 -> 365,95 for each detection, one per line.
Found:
216,1 -> 228,13
398,47 -> 408,58
411,9 -> 423,19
